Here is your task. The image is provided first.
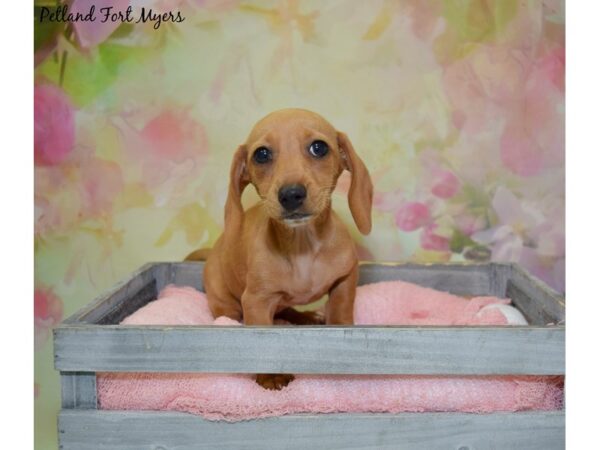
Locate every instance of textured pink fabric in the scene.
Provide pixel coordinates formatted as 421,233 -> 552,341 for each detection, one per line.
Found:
353,280 -> 516,325
98,283 -> 561,421
120,285 -> 214,326
120,281 -> 526,327
98,373 -> 562,421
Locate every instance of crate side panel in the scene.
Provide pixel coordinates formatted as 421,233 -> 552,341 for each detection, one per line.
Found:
63,264 -> 158,325
155,262 -> 513,295
157,262 -> 493,295
74,263 -> 562,327
506,265 -> 565,325
490,264 -> 511,297
95,280 -> 157,325
357,263 -> 493,296
54,326 -> 565,375
155,261 -> 205,292
58,410 -> 565,450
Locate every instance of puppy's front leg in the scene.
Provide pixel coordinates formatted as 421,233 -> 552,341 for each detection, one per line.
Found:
241,289 -> 278,325
326,264 -> 358,325
241,289 -> 295,390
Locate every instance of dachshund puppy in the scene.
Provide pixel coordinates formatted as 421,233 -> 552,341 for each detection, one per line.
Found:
196,109 -> 372,389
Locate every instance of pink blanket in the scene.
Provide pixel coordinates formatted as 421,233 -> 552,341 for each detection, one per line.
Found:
97,283 -> 563,421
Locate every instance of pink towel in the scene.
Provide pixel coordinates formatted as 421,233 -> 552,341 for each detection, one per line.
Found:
98,283 -> 562,421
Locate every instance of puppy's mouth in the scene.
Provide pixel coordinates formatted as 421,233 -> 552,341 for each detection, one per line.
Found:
281,212 -> 312,226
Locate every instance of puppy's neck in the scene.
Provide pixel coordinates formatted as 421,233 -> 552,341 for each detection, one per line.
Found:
269,206 -> 332,255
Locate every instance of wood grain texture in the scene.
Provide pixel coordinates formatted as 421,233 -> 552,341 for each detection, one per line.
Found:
155,261 -> 497,294
60,372 -> 97,409
154,261 -> 205,292
55,262 -> 565,449
357,262 -> 493,296
507,264 -> 565,325
58,410 -> 565,450
63,263 -> 157,325
61,261 -> 564,326
490,263 -> 511,297
54,325 -> 564,374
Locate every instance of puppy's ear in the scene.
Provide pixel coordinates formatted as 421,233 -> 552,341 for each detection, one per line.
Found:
337,132 -> 373,235
224,145 -> 249,234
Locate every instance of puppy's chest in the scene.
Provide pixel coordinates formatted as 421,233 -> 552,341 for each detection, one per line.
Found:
277,254 -> 343,305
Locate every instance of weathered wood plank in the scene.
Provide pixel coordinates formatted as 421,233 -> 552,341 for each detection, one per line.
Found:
62,262 -> 565,326
54,325 -> 565,374
63,263 -> 157,325
359,262 -> 494,295
60,372 -> 97,409
155,261 -> 497,295
490,263 -> 511,297
154,261 -> 205,292
58,410 -> 565,450
507,264 -> 565,325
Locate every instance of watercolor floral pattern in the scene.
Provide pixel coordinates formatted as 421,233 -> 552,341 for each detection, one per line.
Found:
34,1 -> 564,448
34,287 -> 64,350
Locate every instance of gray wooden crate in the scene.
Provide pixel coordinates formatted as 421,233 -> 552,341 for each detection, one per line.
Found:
54,262 -> 565,450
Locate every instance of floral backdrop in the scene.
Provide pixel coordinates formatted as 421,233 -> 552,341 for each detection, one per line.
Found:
34,0 -> 564,447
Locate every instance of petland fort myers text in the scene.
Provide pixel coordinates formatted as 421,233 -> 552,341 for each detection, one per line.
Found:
38,5 -> 185,30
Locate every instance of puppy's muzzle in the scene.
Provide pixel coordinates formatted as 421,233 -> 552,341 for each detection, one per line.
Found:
278,184 -> 307,212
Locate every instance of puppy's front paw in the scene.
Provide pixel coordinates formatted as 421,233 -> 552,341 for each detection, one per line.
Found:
255,373 -> 295,390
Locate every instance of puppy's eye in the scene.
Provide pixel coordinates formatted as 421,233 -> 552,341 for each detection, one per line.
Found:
308,140 -> 329,158
253,147 -> 272,164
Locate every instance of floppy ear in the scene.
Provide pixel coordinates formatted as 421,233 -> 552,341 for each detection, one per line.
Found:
337,132 -> 373,235
224,145 -> 249,235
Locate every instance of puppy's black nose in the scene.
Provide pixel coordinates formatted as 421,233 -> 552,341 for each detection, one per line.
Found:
278,184 -> 307,211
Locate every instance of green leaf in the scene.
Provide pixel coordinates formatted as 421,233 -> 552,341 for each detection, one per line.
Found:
34,5 -> 64,53
435,0 -> 519,64
34,0 -> 60,6
36,40 -> 155,106
462,184 -> 491,209
443,0 -> 518,42
449,229 -> 476,254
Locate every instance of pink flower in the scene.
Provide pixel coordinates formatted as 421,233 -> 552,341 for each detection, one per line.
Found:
442,45 -> 525,134
34,153 -> 125,237
500,48 -> 564,177
142,110 -> 199,160
34,84 -> 75,166
470,186 -> 564,292
442,41 -> 564,178
115,108 -> 209,203
420,224 -> 450,252
539,47 -> 565,92
395,202 -> 430,231
431,170 -> 460,199
34,287 -> 64,350
71,0 -> 130,48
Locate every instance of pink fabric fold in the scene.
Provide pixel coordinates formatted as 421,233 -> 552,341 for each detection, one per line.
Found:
98,282 -> 562,421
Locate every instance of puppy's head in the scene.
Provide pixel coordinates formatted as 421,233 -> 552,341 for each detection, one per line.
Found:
225,109 -> 373,234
